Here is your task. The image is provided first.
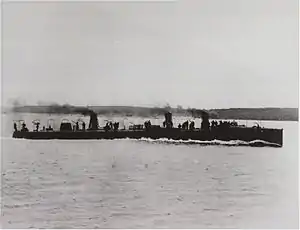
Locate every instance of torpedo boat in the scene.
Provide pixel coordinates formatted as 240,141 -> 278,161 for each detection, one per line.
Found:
12,110 -> 283,147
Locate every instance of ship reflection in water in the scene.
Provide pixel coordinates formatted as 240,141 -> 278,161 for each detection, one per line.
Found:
12,110 -> 283,147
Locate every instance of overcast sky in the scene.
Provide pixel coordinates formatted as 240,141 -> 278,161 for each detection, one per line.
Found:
2,0 -> 298,108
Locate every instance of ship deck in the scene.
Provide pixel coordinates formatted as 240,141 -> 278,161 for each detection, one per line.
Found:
12,127 -> 283,147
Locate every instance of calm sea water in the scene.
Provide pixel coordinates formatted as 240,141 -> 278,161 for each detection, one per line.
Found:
1,113 -> 299,228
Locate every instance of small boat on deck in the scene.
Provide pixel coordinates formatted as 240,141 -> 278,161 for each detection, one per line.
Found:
12,110 -> 283,147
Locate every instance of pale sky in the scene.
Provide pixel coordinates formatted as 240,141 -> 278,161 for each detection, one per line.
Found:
2,0 -> 299,108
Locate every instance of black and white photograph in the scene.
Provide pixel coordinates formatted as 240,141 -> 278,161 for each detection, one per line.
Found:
1,0 -> 299,228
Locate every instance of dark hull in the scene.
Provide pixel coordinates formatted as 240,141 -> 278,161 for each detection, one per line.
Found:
13,127 -> 283,147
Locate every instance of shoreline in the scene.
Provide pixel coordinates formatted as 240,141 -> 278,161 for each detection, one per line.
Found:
2,105 -> 298,121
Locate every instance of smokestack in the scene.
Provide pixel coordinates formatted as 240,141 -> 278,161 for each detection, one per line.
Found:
201,111 -> 210,131
77,108 -> 99,130
164,112 -> 173,128
88,110 -> 99,130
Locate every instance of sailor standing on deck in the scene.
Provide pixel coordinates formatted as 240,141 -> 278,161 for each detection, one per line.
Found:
35,122 -> 40,132
21,123 -> 28,132
13,122 -> 17,132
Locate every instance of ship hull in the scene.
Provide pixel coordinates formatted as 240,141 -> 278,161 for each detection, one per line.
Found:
12,127 -> 283,147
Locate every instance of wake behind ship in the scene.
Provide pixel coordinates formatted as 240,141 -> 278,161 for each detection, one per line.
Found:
12,110 -> 283,147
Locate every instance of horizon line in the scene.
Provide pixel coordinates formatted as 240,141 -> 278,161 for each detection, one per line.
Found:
4,104 -> 298,110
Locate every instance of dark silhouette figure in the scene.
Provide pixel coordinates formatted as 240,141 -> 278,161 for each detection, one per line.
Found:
217,120 -> 232,129
201,111 -> 210,131
42,126 -> 46,131
164,112 -> 173,128
189,121 -> 195,130
76,122 -> 79,131
178,124 -> 182,129
144,120 -> 151,130
113,122 -> 119,131
88,111 -> 99,130
35,122 -> 40,132
231,121 -> 238,127
104,122 -> 110,132
82,122 -> 86,130
182,121 -> 189,130
13,123 -> 17,132
21,123 -> 28,132
211,120 -> 217,128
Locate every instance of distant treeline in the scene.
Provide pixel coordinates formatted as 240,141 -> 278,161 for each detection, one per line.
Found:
6,104 -> 298,121
209,108 -> 298,121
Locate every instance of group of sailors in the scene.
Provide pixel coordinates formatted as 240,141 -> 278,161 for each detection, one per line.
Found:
104,121 -> 120,131
14,122 -> 29,132
144,120 -> 152,130
14,116 -> 240,133
73,121 -> 86,131
33,121 -> 54,132
14,121 -> 80,132
211,120 -> 238,128
178,120 -> 195,130
173,120 -> 239,131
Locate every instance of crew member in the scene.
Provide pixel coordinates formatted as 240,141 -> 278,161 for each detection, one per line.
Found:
35,122 -> 40,132
13,122 -> 17,132
21,123 -> 28,132
189,121 -> 195,130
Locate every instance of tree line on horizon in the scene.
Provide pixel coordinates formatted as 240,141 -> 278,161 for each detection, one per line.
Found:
8,103 -> 298,121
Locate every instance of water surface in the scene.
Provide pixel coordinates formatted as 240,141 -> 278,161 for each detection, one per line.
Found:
1,113 -> 298,228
